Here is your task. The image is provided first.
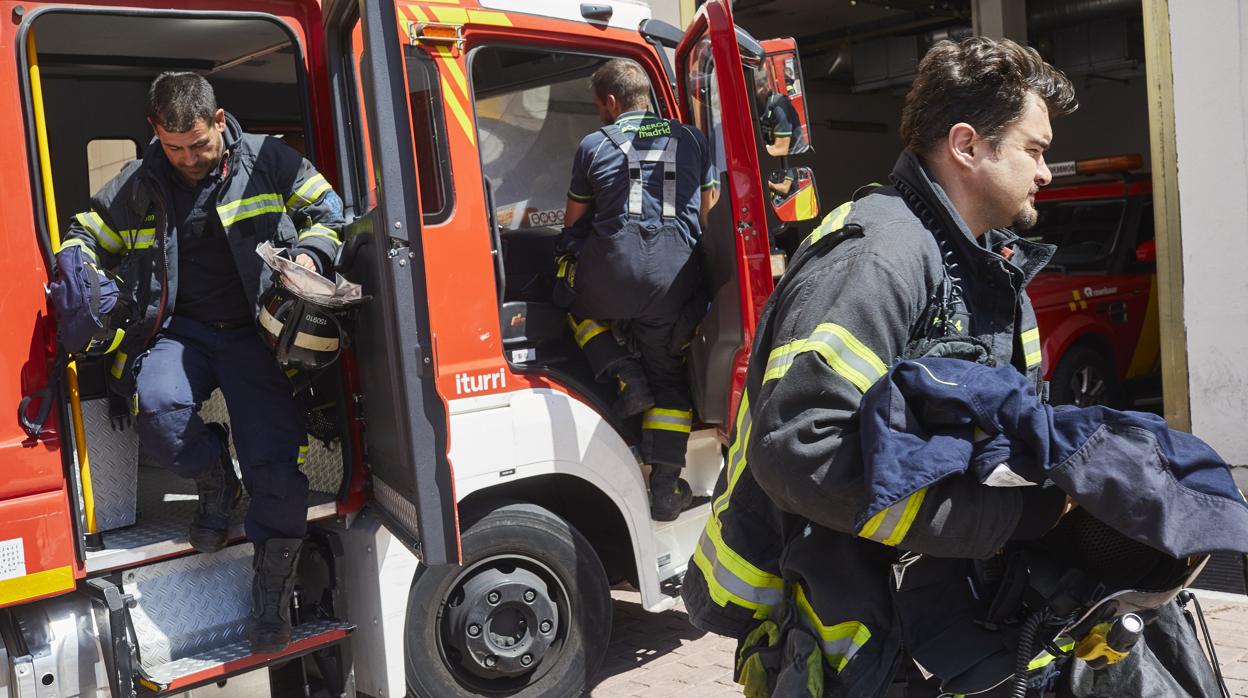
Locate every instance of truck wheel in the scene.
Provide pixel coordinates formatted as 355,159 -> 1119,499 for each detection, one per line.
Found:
405,502 -> 612,697
1050,346 -> 1117,407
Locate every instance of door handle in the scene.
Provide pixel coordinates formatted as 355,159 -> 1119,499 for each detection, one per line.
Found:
1108,301 -> 1128,324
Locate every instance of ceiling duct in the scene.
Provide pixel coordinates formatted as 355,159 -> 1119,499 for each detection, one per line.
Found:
1028,0 -> 1140,33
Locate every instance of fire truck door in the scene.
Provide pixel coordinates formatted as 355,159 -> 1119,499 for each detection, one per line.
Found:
342,0 -> 460,565
676,0 -> 773,426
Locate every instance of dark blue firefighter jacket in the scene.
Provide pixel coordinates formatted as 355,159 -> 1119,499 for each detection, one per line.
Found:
858,357 -> 1248,559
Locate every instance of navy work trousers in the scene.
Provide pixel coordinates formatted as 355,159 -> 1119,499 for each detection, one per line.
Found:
134,315 -> 308,544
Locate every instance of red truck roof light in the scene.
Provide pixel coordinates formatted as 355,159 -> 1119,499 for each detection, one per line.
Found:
1048,154 -> 1144,178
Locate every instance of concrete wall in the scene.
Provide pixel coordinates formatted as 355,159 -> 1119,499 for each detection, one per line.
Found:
1168,0 -> 1248,462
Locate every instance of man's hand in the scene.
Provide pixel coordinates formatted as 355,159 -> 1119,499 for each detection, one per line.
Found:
293,253 -> 316,271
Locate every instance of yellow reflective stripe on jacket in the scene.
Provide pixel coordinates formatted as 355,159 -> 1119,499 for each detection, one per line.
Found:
286,174 -> 332,209
120,227 -> 156,250
857,487 -> 928,546
1021,326 -> 1042,369
804,200 -> 853,247
692,519 -> 786,616
763,323 -> 888,393
714,392 -> 753,518
75,212 -> 124,254
696,391 -> 786,618
58,237 -> 98,262
297,444 -> 309,466
298,223 -> 339,243
793,582 -> 872,672
217,193 -> 284,227
641,407 -> 692,433
110,351 -> 128,380
567,316 -> 609,348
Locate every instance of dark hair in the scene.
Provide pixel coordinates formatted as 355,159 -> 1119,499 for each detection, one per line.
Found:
900,37 -> 1077,155
590,59 -> 651,113
146,71 -> 217,132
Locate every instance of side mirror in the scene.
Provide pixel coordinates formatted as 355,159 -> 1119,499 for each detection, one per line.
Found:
768,167 -> 819,223
758,38 -> 812,156
1136,240 -> 1157,265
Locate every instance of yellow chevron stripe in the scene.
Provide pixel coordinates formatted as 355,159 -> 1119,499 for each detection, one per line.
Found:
436,47 -> 471,103
468,9 -> 513,25
442,73 -> 476,145
429,5 -> 469,24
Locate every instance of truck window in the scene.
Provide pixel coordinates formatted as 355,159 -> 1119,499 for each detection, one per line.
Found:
337,21 -> 452,223
86,138 -> 138,194
1029,199 -> 1126,272
405,48 -> 453,223
470,47 -> 651,229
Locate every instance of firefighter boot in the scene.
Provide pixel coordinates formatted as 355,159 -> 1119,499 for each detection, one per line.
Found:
188,423 -> 242,553
649,463 -> 693,522
613,360 -> 655,419
248,537 -> 303,653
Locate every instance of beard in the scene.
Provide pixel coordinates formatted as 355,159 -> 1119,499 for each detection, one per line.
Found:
1011,191 -> 1041,231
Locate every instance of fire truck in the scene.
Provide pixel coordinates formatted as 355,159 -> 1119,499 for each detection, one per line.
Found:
0,0 -> 816,695
1026,154 -> 1160,408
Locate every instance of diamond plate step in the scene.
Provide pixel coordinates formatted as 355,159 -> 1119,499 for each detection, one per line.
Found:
124,545 -> 258,671
134,619 -> 353,696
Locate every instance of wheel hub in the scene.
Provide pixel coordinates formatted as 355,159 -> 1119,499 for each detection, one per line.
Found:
444,565 -> 560,679
1071,365 -> 1107,406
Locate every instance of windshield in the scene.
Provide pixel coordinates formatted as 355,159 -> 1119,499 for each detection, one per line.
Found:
1026,199 -> 1126,271
472,48 -> 651,230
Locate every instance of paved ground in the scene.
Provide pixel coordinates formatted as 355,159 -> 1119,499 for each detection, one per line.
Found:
200,587 -> 1248,696
589,588 -> 1248,698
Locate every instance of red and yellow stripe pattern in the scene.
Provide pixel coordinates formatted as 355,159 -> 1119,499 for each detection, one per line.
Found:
399,3 -> 514,146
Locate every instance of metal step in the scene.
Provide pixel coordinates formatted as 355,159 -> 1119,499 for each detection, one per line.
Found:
134,619 -> 352,696
119,543 -> 352,696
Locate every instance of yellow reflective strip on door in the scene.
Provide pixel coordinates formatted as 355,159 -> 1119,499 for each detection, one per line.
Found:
0,565 -> 75,606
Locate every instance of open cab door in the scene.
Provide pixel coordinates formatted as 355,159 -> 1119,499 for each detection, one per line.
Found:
677,0 -> 774,427
346,0 -> 460,565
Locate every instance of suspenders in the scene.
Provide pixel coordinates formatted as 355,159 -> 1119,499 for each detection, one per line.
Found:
600,121 -> 680,223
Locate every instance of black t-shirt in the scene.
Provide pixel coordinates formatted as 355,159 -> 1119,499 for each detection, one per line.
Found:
168,156 -> 253,324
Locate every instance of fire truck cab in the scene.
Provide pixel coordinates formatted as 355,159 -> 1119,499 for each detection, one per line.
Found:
0,0 -> 791,695
1026,155 -> 1160,408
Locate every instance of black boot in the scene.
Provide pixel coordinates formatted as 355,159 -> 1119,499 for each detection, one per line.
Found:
649,464 -> 693,522
613,360 -> 655,419
249,537 -> 303,653
188,423 -> 242,553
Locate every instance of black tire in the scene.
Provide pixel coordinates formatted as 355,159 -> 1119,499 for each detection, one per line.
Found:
1049,345 -> 1118,407
405,502 -> 612,698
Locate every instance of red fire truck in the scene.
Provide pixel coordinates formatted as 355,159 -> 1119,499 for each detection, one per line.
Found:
1027,155 -> 1161,407
0,1 -> 814,695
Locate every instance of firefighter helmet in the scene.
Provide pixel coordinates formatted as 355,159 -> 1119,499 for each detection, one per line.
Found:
257,283 -> 345,373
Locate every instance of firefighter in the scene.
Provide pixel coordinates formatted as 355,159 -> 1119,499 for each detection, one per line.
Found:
58,72 -> 342,654
559,59 -> 719,521
683,37 -> 1084,695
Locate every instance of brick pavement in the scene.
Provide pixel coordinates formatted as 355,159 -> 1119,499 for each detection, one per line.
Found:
203,587 -> 1248,696
590,588 -> 1248,698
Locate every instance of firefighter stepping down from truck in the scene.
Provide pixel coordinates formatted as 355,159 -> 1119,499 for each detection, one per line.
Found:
683,37 -> 1239,697
557,59 -> 720,521
54,72 -> 343,655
